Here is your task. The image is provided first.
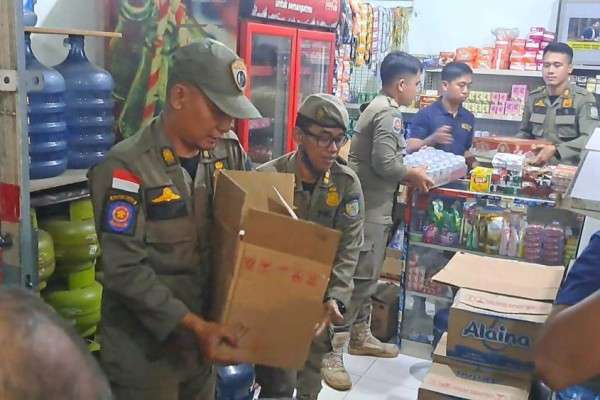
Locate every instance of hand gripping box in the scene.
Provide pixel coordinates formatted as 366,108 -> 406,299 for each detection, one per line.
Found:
432,253 -> 564,374
210,170 -> 341,369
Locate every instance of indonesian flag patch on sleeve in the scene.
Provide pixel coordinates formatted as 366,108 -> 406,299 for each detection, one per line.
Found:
112,168 -> 141,193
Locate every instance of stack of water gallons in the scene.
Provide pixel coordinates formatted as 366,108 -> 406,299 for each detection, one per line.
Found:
40,199 -> 102,340
25,30 -> 114,179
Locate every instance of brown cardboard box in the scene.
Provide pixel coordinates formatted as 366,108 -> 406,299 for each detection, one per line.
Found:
381,247 -> 403,281
211,170 -> 341,369
371,282 -> 400,342
418,363 -> 530,400
432,253 -> 564,375
433,332 -> 532,381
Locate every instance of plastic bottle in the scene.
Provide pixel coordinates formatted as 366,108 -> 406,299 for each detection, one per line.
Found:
25,32 -> 69,179
499,213 -> 511,256
23,0 -> 37,27
54,35 -> 115,169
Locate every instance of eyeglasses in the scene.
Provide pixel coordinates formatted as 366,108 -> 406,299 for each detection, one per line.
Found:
300,127 -> 348,149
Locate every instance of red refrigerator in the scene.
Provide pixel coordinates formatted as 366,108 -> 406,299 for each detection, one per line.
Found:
237,2 -> 338,165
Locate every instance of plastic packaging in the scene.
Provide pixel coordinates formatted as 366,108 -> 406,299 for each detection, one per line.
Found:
25,33 -> 69,179
54,35 -> 115,169
404,148 -> 467,187
492,27 -> 520,41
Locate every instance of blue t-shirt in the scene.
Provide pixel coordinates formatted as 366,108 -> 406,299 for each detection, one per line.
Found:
555,231 -> 600,306
407,100 -> 475,156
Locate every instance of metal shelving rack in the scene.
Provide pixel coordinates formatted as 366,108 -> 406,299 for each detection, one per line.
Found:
0,1 -> 120,288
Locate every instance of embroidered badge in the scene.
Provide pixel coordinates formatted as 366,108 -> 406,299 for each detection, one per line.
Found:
103,193 -> 138,236
461,123 -> 473,131
534,99 -> 545,107
215,161 -> 225,170
151,187 -> 182,203
343,198 -> 360,218
562,98 -> 573,108
326,190 -> 341,207
112,169 -> 141,194
392,117 -> 403,134
231,59 -> 248,91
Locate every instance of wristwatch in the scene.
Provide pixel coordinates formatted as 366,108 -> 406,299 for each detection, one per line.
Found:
324,297 -> 346,315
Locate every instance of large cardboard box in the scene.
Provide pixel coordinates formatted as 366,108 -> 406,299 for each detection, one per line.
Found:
433,332 -> 532,381
432,253 -> 564,374
371,282 -> 400,342
211,170 -> 342,369
418,363 -> 530,400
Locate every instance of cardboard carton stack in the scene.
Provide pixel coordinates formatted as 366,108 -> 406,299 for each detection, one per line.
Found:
418,253 -> 565,400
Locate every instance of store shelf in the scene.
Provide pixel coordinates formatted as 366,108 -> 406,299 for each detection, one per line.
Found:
25,27 -> 122,38
410,241 -> 523,262
406,290 -> 452,303
433,181 -> 556,206
426,68 -> 542,78
30,169 -> 88,192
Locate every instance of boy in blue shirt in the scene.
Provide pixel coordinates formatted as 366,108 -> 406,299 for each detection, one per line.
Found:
406,62 -> 475,160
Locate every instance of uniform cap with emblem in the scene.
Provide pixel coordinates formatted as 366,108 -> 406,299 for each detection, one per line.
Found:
170,38 -> 261,119
298,93 -> 350,131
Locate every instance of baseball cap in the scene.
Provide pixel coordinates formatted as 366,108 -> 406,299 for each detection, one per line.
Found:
170,38 -> 261,119
297,94 -> 350,131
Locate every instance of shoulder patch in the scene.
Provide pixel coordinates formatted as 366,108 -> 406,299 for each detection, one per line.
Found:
392,117 -> 403,134
343,197 -> 361,218
102,190 -> 139,236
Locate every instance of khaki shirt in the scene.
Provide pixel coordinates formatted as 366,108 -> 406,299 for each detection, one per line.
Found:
348,94 -> 407,225
257,152 -> 364,307
518,84 -> 600,164
88,117 -> 247,385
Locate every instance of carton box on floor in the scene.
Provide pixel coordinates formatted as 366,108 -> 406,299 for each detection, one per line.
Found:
418,363 -> 531,400
210,170 -> 341,369
432,253 -> 564,374
381,247 -> 403,281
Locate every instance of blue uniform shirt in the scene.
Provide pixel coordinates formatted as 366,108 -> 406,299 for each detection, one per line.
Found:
407,99 -> 475,156
555,231 -> 600,306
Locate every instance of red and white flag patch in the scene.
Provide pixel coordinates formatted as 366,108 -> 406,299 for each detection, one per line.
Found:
112,169 -> 141,193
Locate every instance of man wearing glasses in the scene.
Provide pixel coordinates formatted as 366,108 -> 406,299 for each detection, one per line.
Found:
255,93 -> 365,400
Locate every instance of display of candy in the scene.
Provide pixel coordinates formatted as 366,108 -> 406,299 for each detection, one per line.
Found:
404,148 -> 467,187
551,165 -> 578,194
491,153 -> 525,195
423,224 -> 439,244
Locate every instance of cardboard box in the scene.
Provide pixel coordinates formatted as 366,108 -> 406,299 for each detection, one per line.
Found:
211,170 -> 342,369
432,253 -> 564,374
371,282 -> 400,342
381,247 -> 404,281
433,332 -> 532,381
418,363 -> 530,400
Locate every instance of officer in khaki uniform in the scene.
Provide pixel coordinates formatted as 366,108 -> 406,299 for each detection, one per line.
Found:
254,94 -> 364,400
321,52 -> 434,391
88,38 -> 260,400
518,42 -> 600,166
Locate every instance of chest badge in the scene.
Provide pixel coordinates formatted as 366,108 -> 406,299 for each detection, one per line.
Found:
461,123 -> 473,131
534,99 -> 545,107
151,187 -> 182,203
326,189 -> 341,207
215,161 -> 225,171
562,97 -> 573,108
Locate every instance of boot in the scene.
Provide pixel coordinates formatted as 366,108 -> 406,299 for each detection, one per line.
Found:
321,332 -> 352,391
348,321 -> 399,358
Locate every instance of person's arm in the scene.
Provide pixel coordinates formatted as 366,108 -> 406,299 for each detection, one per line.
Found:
517,97 -> 534,139
88,159 -> 190,342
405,109 -> 431,154
535,290 -> 600,390
555,94 -> 600,164
327,176 -> 365,308
371,109 -> 434,191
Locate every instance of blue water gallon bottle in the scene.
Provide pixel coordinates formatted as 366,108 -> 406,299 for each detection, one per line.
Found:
216,364 -> 256,400
25,32 -> 69,179
23,0 -> 37,27
54,35 -> 115,169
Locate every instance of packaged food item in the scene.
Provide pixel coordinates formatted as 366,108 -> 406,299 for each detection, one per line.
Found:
456,47 -> 478,62
439,52 -> 455,66
470,167 -> 493,192
493,45 -> 511,69
510,62 -> 525,71
540,41 -> 550,50
491,153 -> 525,195
492,27 -> 519,41
486,215 -> 504,255
499,212 -> 511,256
523,51 -> 538,63
404,148 -> 467,187
525,40 -> 540,51
525,63 -> 538,71
542,221 -> 565,266
543,31 -> 556,42
461,201 -> 479,250
524,223 -> 543,262
511,38 -> 527,51
529,27 -> 545,42
511,85 -> 528,103
551,164 -> 577,194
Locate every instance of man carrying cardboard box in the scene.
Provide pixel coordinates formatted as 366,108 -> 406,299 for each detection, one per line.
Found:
254,94 -> 365,400
88,38 -> 261,399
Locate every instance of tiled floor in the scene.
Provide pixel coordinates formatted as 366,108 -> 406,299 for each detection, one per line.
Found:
318,354 -> 431,400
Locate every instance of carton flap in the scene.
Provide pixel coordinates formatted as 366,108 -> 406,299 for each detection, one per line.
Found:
220,170 -> 295,214
455,289 -> 553,316
432,253 -> 564,300
244,208 -> 341,266
421,363 -> 530,400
